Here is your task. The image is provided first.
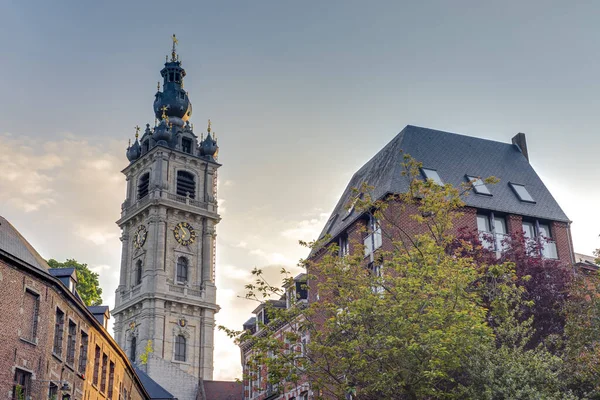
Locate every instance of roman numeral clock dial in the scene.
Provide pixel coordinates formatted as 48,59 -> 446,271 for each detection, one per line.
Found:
173,222 -> 197,246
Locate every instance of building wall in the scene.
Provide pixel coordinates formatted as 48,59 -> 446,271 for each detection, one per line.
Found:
0,257 -> 147,400
113,146 -> 220,400
243,199 -> 575,400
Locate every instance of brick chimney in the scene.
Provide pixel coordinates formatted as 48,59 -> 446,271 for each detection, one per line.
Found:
512,132 -> 529,161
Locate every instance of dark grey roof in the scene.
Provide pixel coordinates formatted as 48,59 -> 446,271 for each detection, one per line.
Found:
0,215 -> 49,271
49,267 -> 77,281
318,125 -> 570,242
88,305 -> 110,314
133,365 -> 176,399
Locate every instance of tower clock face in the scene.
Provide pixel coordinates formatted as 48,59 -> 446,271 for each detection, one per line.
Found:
133,225 -> 148,249
174,222 -> 196,246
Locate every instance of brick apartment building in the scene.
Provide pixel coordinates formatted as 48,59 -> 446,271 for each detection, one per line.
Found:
239,125 -> 575,400
0,216 -> 152,400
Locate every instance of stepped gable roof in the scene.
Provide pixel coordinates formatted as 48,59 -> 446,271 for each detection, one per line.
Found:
133,365 -> 176,400
0,215 -> 49,271
203,380 -> 243,400
318,125 -> 570,242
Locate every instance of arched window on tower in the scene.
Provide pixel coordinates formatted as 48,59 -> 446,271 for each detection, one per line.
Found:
174,335 -> 186,362
176,257 -> 188,283
182,137 -> 192,154
130,336 -> 136,362
135,260 -> 142,286
176,171 -> 196,199
138,173 -> 150,199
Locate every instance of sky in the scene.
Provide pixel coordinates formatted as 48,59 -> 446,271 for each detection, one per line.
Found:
2,1 -> 600,380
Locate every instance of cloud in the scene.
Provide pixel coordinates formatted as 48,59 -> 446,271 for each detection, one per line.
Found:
280,212 -> 330,241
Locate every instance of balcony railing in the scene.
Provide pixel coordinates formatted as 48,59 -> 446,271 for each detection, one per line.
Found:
121,190 -> 218,218
541,239 -> 558,259
479,231 -> 509,254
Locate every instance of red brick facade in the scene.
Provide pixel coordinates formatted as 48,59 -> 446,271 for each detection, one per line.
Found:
241,199 -> 575,400
0,254 -> 148,400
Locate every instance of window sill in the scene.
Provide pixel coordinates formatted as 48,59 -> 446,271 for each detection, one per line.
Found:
171,359 -> 190,365
19,337 -> 37,346
65,363 -> 75,372
52,352 -> 63,362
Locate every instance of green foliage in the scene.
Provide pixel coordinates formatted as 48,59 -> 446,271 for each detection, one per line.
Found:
140,340 -> 153,365
223,156 -> 600,399
47,258 -> 103,306
15,384 -> 24,400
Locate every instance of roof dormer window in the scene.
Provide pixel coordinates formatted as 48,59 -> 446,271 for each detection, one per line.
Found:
466,175 -> 491,196
509,183 -> 535,203
421,168 -> 443,185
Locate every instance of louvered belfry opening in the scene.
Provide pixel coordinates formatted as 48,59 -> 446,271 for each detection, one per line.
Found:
177,170 -> 196,199
137,173 -> 150,199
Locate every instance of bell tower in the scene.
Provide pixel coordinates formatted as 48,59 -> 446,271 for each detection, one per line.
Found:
112,35 -> 220,400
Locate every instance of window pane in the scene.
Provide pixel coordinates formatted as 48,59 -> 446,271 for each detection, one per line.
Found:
538,224 -> 550,238
477,215 -> 490,232
421,168 -> 443,185
467,176 -> 491,195
494,217 -> 507,235
522,222 -> 535,239
510,183 -> 535,202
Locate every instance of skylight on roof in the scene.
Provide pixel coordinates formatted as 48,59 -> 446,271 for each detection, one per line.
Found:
467,175 -> 491,196
509,183 -> 535,203
343,196 -> 360,220
321,214 -> 338,238
421,168 -> 443,185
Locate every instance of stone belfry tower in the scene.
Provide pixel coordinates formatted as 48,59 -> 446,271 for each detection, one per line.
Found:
112,35 -> 220,400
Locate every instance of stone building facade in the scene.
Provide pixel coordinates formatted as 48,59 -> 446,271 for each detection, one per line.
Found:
0,216 -> 149,400
239,125 -> 575,400
111,37 -> 221,400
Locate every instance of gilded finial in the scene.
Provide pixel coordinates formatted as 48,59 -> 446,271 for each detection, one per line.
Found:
160,105 -> 169,121
135,125 -> 140,139
157,81 -> 160,91
128,138 -> 131,147
207,119 -> 212,134
171,34 -> 179,62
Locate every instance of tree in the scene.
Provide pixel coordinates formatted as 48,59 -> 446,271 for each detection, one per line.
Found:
47,258 -> 103,306
225,156 -> 598,399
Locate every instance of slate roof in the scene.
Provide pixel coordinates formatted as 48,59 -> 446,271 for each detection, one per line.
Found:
0,215 -> 49,271
203,380 -> 243,400
133,365 -> 176,399
49,267 -> 78,281
318,125 -> 570,242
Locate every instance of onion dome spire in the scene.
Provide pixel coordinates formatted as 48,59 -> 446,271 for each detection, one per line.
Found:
153,34 -> 192,127
200,119 -> 219,160
126,126 -> 142,162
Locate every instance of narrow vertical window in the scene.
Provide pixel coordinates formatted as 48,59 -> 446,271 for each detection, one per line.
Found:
135,260 -> 142,286
48,383 -> 58,400
23,289 -> 39,342
93,345 -> 101,386
176,257 -> 188,283
182,137 -> 192,154
176,171 -> 196,199
130,336 -> 136,362
174,335 -> 186,361
101,353 -> 108,393
137,173 -> 150,199
53,308 -> 65,357
79,331 -> 89,374
108,361 -> 115,399
66,320 -> 77,365
12,369 -> 32,400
